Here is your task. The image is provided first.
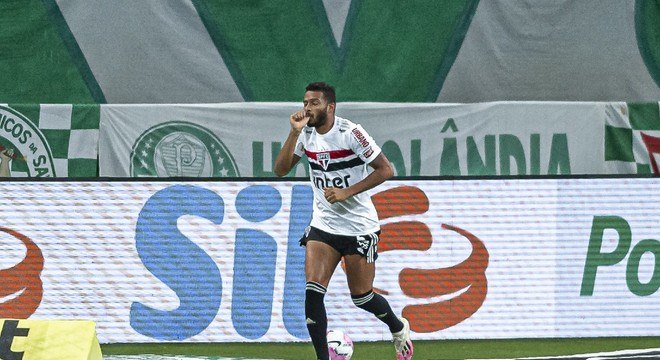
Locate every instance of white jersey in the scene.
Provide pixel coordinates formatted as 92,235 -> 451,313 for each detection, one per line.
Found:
294,116 -> 382,235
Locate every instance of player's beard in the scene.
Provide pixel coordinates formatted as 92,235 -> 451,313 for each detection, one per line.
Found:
308,109 -> 328,128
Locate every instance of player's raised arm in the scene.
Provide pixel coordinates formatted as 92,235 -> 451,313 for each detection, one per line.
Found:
274,110 -> 307,177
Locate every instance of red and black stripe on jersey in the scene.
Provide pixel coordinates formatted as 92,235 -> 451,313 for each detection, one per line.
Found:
305,149 -> 365,172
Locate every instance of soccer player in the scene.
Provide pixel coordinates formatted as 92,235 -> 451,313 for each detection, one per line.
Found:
274,82 -> 414,360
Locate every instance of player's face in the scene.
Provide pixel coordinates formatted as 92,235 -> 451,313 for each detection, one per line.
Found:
303,91 -> 331,128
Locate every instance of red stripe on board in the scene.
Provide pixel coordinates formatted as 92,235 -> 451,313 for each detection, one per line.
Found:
304,149 -> 354,160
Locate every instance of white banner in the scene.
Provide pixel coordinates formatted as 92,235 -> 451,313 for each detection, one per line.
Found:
0,178 -> 657,343
99,102 -> 607,177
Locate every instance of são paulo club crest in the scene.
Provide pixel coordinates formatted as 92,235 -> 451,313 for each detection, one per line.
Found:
317,152 -> 330,170
130,121 -> 239,177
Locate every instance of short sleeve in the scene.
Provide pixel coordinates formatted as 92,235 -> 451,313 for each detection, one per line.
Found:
349,124 -> 381,164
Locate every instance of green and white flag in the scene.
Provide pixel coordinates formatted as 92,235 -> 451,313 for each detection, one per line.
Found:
0,104 -> 99,177
605,102 -> 660,174
49,0 -> 660,103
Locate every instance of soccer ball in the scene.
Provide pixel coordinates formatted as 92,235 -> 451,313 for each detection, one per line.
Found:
327,329 -> 354,360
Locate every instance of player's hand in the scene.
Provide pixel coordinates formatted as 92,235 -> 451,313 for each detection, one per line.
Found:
323,187 -> 350,203
289,110 -> 309,133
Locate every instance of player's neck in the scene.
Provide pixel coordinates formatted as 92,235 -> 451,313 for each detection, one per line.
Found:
316,114 -> 335,135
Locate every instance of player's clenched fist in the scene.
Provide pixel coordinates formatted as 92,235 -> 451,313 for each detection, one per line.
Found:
289,110 -> 309,133
323,187 -> 350,203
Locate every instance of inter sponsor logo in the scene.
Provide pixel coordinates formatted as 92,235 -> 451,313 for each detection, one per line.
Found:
313,173 -> 351,189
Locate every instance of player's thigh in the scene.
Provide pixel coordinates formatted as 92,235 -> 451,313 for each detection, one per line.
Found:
305,240 -> 342,287
343,254 -> 375,295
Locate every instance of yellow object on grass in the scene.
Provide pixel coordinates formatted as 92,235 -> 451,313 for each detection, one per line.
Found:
0,319 -> 102,360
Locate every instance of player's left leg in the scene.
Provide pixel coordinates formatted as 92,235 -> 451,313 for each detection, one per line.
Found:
344,253 -> 413,359
344,255 -> 403,332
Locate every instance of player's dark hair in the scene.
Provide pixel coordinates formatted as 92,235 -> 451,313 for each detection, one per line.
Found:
305,82 -> 336,104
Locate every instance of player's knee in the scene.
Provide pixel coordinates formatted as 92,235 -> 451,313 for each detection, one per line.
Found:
351,289 -> 374,309
305,282 -> 327,309
305,281 -> 327,323
306,281 -> 327,296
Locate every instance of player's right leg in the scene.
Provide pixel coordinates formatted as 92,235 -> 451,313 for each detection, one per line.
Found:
344,254 -> 414,359
304,240 -> 341,360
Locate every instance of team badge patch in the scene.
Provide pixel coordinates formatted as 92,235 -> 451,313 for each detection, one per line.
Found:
317,152 -> 330,170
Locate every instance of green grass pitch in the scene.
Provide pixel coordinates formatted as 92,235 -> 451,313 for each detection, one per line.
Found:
102,336 -> 660,359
